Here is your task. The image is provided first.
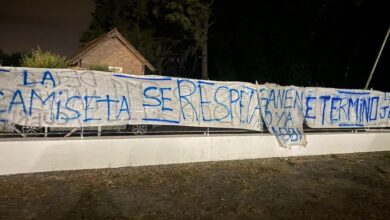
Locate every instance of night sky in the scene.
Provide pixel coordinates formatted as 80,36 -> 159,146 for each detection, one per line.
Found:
0,0 -> 388,90
0,0 -> 94,56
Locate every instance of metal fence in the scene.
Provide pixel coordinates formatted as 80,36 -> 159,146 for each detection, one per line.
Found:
1,124 -> 389,139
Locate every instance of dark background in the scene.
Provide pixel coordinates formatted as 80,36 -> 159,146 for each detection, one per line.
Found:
0,0 -> 93,56
209,0 -> 389,90
0,0 -> 388,90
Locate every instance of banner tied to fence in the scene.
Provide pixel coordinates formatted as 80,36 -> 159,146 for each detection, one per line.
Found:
1,67 -> 389,147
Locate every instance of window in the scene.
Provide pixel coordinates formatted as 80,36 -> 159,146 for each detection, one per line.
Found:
108,66 -> 123,73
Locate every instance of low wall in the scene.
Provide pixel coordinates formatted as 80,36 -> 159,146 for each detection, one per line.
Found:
0,132 -> 390,175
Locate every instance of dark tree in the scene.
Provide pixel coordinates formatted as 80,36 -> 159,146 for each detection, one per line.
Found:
0,49 -> 22,67
164,0 -> 214,79
209,0 -> 389,90
81,0 -> 210,78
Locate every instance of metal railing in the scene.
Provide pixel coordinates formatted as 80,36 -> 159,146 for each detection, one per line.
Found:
1,124 -> 390,139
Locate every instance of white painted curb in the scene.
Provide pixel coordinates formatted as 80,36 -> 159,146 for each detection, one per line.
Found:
0,132 -> 390,175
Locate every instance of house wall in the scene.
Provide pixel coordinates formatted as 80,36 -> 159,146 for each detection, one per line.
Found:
80,37 -> 145,75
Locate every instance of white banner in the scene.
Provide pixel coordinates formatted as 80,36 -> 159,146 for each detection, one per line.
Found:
304,87 -> 390,128
258,83 -> 306,147
0,67 -> 263,131
1,67 -> 389,147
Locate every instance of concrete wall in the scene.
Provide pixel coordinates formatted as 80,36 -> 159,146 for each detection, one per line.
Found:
0,132 -> 389,175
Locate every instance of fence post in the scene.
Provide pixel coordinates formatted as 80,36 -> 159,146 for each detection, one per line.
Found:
364,26 -> 390,89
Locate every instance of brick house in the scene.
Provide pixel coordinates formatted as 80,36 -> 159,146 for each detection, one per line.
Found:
69,28 -> 155,75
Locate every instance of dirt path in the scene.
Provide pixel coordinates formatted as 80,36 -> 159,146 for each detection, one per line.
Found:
0,152 -> 389,219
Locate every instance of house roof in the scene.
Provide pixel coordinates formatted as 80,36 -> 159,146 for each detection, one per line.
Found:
69,28 -> 156,71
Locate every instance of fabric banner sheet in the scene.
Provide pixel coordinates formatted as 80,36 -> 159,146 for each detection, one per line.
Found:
1,67 -> 389,147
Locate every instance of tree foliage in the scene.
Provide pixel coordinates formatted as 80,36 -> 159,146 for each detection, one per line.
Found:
81,0 -> 388,90
209,0 -> 388,90
164,0 -> 213,79
164,0 -> 211,46
20,47 -> 67,68
82,0 -> 172,75
81,0 -> 213,78
0,49 -> 21,67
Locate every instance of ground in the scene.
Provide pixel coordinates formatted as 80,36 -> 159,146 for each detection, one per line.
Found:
0,152 -> 389,219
